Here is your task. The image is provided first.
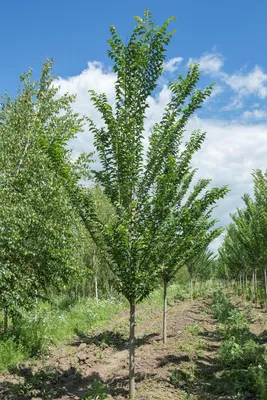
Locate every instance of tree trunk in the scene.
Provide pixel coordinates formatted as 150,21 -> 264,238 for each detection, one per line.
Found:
34,290 -> 38,322
129,303 -> 135,399
4,308 -> 8,333
163,279 -> 167,344
255,269 -> 258,305
252,271 -> 255,303
93,249 -> 98,303
75,283 -> 78,301
95,275 -> 98,303
190,277 -> 193,302
264,269 -> 267,309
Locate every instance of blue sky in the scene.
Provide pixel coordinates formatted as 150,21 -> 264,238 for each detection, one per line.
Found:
2,1 -> 267,249
1,0 -> 267,94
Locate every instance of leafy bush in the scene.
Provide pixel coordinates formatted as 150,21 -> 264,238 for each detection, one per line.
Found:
82,379 -> 108,399
174,287 -> 188,302
211,290 -> 234,323
219,338 -> 243,368
223,309 -> 251,343
247,365 -> 267,400
0,339 -> 24,371
171,368 -> 196,388
186,322 -> 201,336
219,336 -> 264,369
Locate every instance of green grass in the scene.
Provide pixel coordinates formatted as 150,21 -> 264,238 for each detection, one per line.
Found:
0,296 -> 124,372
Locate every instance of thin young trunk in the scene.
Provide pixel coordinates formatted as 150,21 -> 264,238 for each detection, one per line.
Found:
190,277 -> 193,302
264,268 -> 267,309
129,302 -> 135,399
34,290 -> 38,322
255,269 -> 258,305
163,279 -> 167,344
252,271 -> 255,303
93,249 -> 98,303
75,283 -> 78,301
3,308 -> 8,333
95,275 -> 98,303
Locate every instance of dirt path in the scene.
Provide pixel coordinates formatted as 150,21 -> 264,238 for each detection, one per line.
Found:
0,297 -> 222,400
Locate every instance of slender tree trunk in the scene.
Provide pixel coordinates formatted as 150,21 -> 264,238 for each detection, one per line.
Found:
3,308 -> 8,333
255,269 -> 258,305
264,268 -> 267,309
93,249 -> 98,303
252,271 -> 255,303
163,279 -> 167,344
129,302 -> 135,399
190,277 -> 193,302
34,290 -> 38,322
75,283 -> 78,301
95,275 -> 98,303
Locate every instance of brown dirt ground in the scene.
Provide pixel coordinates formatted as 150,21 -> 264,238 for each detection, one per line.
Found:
0,292 -> 265,400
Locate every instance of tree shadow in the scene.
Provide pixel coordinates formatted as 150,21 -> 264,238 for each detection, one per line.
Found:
257,329 -> 267,344
2,363 -> 158,400
1,365 -> 102,399
106,371 -> 157,398
157,354 -> 190,367
72,330 -> 161,351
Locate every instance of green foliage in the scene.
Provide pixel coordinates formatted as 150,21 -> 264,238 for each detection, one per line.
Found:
223,309 -> 251,343
218,169 -> 267,310
187,249 -> 215,283
174,286 -> 189,302
0,60 -> 86,313
82,380 -> 108,400
45,11 -> 228,307
0,297 -> 122,371
171,368 -> 197,389
186,322 -> 201,336
211,290 -> 234,322
247,365 -> 267,400
213,293 -> 267,398
219,338 -> 264,369
0,339 -> 24,371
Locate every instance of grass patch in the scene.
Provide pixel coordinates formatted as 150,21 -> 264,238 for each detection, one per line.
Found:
0,297 -> 124,372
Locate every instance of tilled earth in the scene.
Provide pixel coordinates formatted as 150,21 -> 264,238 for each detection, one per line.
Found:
0,294 -> 265,400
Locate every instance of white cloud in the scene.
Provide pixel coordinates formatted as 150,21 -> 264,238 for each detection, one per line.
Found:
190,52 -> 267,102
222,96 -> 244,111
242,109 -> 267,120
209,85 -> 224,99
163,57 -> 183,72
223,65 -> 267,98
55,61 -> 116,161
55,61 -> 267,251
188,52 -> 224,74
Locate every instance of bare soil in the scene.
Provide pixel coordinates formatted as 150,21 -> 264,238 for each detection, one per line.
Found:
0,293 -> 265,400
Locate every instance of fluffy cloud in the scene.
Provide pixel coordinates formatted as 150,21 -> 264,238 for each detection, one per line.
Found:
224,65 -> 267,98
163,57 -> 183,72
55,61 -> 116,161
188,52 -> 224,74
55,61 -> 267,250
242,109 -> 267,120
192,52 -> 267,103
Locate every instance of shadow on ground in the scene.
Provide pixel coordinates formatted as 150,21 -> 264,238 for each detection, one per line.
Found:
73,330 -> 161,351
